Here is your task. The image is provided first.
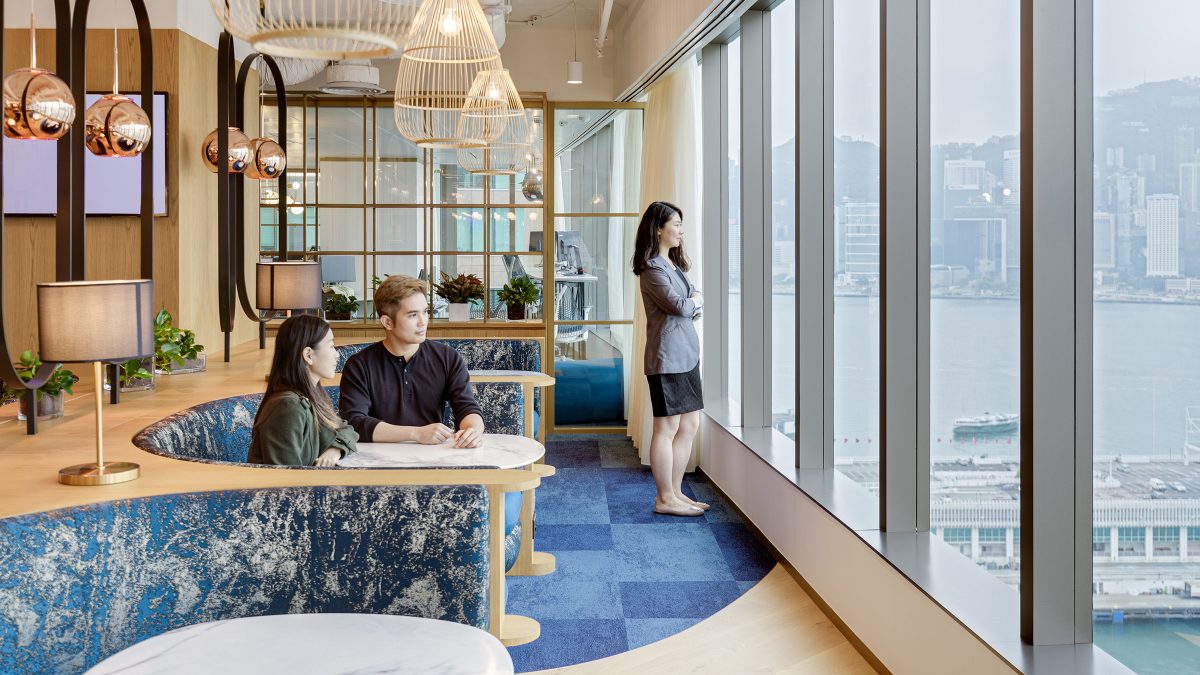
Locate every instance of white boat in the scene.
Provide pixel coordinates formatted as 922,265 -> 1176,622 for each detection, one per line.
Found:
953,412 -> 1019,435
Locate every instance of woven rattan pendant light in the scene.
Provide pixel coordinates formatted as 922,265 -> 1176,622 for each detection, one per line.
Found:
394,0 -> 503,148
457,69 -> 529,175
208,0 -> 418,60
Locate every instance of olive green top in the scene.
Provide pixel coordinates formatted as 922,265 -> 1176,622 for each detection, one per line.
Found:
248,391 -> 359,466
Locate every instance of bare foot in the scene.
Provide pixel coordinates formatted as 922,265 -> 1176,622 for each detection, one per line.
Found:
654,498 -> 703,517
676,492 -> 710,511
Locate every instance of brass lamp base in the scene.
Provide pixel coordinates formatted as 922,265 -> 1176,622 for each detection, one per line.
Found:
58,461 -> 141,486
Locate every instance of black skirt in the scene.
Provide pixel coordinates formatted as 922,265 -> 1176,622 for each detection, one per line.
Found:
647,363 -> 704,417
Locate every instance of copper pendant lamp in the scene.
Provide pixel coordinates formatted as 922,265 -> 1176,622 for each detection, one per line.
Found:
394,0 -> 504,149
84,30 -> 151,157
457,69 -> 530,175
2,9 -> 74,140
244,137 -> 287,180
202,127 -> 253,173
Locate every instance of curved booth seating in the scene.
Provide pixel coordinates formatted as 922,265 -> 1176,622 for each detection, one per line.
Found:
132,391 -> 524,571
335,339 -> 544,436
0,486 -> 494,674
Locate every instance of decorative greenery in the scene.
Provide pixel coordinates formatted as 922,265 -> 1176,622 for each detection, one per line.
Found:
324,292 -> 359,315
119,358 -> 154,388
433,272 -> 485,304
154,309 -> 204,372
371,273 -> 390,287
4,351 -> 78,402
497,275 -> 540,307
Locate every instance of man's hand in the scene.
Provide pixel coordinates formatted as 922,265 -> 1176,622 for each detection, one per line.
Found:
415,423 -> 454,444
315,448 -> 342,467
453,427 -> 482,448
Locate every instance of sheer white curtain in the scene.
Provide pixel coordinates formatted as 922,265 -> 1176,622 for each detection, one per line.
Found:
628,59 -> 703,467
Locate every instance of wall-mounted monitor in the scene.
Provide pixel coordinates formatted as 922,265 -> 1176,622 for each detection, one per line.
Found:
2,92 -> 168,216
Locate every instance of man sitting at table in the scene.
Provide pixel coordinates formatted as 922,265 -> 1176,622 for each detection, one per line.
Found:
339,274 -> 485,448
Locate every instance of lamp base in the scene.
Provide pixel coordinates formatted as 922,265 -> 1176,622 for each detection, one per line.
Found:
58,461 -> 141,486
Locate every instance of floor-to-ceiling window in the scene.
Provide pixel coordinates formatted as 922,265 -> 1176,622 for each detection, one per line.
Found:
927,0 -> 1021,585
770,0 -> 796,440
727,37 -> 743,413
1092,1 -> 1200,670
832,0 -> 880,486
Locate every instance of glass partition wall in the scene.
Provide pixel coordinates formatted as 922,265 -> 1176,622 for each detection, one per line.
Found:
260,97 -> 547,323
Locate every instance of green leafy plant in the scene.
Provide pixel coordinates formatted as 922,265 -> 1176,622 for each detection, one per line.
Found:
371,273 -> 390,287
433,272 -> 485,304
324,292 -> 359,315
119,358 -> 154,388
9,351 -> 77,401
497,275 -> 540,307
154,309 -> 205,372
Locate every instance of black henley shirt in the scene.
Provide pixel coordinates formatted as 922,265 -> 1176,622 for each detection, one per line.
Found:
338,341 -> 483,442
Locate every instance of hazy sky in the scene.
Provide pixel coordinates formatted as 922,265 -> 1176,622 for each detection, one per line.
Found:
785,0 -> 1200,147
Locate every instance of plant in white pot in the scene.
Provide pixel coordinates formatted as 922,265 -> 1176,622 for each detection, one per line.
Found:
6,351 -> 77,421
154,309 -> 206,375
433,272 -> 484,322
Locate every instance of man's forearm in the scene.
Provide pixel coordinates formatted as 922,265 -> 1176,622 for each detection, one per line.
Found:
460,413 -> 485,433
370,421 -> 422,443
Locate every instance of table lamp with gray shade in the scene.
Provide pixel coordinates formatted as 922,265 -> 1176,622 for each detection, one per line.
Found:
38,279 -> 153,486
256,261 -> 322,313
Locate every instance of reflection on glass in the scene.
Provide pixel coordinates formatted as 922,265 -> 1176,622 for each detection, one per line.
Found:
553,324 -> 631,426
375,102 -> 423,204
432,148 -> 485,204
552,216 -> 635,322
375,208 -> 425,252
316,207 -> 366,252
317,106 -> 366,204
926,0 -> 1019,587
490,109 -> 545,205
1092,1 -> 1200,670
432,207 -> 485,252
490,208 -> 543,252
771,0 -> 797,438
553,108 -> 643,214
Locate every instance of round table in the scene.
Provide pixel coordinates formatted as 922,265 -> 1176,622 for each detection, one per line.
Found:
339,433 -> 557,577
86,614 -> 514,675
338,433 -> 545,469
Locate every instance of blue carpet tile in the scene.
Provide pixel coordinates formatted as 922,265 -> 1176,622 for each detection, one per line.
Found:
507,435 -> 776,672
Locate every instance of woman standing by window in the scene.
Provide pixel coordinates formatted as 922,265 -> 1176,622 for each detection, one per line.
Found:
632,201 -> 709,516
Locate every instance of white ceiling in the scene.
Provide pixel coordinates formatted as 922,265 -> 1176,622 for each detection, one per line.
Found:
507,0 -> 635,30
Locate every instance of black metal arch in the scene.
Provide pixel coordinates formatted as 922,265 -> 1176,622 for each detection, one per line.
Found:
216,33 -> 291,360
0,0 -> 76,434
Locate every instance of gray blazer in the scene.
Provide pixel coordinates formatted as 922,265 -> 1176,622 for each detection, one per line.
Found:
640,255 -> 701,375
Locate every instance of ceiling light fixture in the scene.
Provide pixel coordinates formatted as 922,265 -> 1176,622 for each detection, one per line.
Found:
208,0 -> 417,60
567,1 -> 582,85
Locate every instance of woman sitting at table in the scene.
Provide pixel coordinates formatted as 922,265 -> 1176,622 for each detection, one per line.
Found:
249,314 -> 358,467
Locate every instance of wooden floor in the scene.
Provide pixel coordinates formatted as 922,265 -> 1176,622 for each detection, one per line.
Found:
538,565 -> 878,675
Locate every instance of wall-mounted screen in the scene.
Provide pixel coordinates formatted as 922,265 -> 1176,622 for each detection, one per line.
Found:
2,92 -> 167,216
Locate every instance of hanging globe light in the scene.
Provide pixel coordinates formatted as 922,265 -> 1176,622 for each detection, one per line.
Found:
208,0 -> 418,60
457,69 -> 530,175
201,127 -> 253,173
84,30 -> 151,157
3,11 -> 74,140
245,138 -> 287,180
394,0 -> 503,148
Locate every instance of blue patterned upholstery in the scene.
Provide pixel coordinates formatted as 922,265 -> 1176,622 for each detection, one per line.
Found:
131,391 -> 524,571
0,486 -> 492,674
335,339 -> 544,417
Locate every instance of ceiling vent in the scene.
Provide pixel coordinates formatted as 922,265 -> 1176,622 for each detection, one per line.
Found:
320,60 -> 386,95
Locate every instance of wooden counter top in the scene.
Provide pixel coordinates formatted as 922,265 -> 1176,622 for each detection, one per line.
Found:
0,338 -> 538,520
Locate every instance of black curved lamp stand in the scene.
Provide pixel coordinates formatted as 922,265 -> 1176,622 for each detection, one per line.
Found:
1,0 -> 82,434
71,0 -> 155,405
216,32 -> 289,361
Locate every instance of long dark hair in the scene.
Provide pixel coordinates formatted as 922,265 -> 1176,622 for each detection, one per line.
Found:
260,314 -> 340,429
631,201 -> 688,276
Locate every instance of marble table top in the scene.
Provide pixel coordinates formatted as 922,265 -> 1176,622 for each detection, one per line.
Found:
86,613 -> 514,675
339,433 -> 545,470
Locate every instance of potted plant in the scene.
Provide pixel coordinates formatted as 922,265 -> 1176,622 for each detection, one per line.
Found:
154,309 -> 206,375
105,357 -> 155,392
433,272 -> 484,322
497,276 -> 540,321
323,284 -> 359,321
9,351 -> 76,421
